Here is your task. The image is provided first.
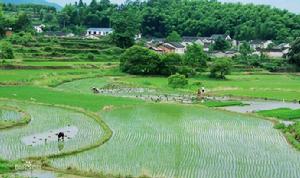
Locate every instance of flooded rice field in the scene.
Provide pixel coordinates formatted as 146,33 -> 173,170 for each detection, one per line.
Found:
223,100 -> 300,113
21,126 -> 78,146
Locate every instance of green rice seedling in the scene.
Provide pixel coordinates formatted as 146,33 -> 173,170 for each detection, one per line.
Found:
0,100 -> 104,160
0,105 -> 31,129
51,104 -> 300,178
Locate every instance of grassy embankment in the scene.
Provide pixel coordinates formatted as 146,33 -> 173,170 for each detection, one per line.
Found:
258,108 -> 300,120
55,74 -> 300,101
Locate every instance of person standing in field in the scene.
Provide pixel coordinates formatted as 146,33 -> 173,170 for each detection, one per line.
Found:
197,87 -> 205,99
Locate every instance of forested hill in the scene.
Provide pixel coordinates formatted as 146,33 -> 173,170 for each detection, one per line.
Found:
137,0 -> 300,41
55,0 -> 300,42
0,0 -> 61,9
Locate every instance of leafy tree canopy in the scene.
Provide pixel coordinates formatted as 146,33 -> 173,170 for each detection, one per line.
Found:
184,43 -> 208,70
212,37 -> 231,51
288,38 -> 300,66
165,31 -> 182,42
120,45 -> 160,75
210,58 -> 232,79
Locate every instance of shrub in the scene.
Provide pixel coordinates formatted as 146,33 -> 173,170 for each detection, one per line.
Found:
44,46 -> 52,51
0,42 -> 14,59
210,58 -> 232,79
176,66 -> 196,77
8,32 -> 35,46
168,73 -> 188,88
87,53 -> 95,61
160,53 -> 183,76
274,123 -> 286,130
165,31 -> 182,42
184,43 -> 208,71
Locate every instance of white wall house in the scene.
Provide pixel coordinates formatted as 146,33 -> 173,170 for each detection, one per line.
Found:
163,42 -> 186,54
34,24 -> 45,33
250,40 -> 273,50
86,28 -> 113,36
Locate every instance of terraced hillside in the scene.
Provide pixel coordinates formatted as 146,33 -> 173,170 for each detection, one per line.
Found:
8,36 -> 123,62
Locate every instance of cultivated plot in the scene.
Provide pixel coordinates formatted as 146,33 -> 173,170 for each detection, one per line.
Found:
51,104 -> 300,178
0,107 -> 22,122
0,101 -> 104,160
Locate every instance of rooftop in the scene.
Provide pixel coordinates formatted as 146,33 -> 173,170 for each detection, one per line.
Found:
167,42 -> 185,48
87,28 -> 113,32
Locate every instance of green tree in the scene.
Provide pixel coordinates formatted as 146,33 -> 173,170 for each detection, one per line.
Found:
184,43 -> 208,71
14,13 -> 31,32
212,37 -> 231,51
111,10 -> 141,48
210,58 -> 232,79
120,46 -> 161,75
85,14 -> 101,27
168,73 -> 188,88
0,41 -> 14,59
57,12 -> 70,28
160,53 -> 183,75
288,38 -> 300,66
239,42 -> 252,57
165,31 -> 182,42
87,53 -> 95,61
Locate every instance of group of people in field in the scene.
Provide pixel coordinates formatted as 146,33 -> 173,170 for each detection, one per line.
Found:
91,86 -> 206,103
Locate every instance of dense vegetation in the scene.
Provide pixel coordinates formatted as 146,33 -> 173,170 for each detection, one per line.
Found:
0,3 -> 56,36
288,38 -> 300,66
120,44 -> 220,77
52,0 -> 300,42
258,108 -> 300,120
2,0 -> 300,42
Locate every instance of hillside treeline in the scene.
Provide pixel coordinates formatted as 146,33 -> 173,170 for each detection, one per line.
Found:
1,0 -> 300,42
57,0 -> 300,42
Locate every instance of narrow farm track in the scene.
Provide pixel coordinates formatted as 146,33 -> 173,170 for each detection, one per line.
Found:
50,103 -> 300,178
0,99 -> 112,161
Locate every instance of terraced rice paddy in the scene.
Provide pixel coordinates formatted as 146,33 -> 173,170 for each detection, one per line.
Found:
51,104 -> 300,178
0,106 -> 22,122
0,100 -> 104,160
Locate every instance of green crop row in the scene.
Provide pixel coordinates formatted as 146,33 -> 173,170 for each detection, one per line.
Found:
257,108 -> 300,120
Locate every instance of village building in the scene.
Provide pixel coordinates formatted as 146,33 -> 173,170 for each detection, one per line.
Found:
4,27 -> 13,37
135,33 -> 142,40
264,48 -> 286,58
249,40 -> 273,50
148,46 -> 164,54
34,24 -> 45,33
210,34 -> 232,41
86,28 -> 113,36
209,50 -> 239,58
159,42 -> 186,54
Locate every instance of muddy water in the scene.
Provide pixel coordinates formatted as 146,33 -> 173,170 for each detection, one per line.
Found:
223,100 -> 300,113
21,126 -> 78,146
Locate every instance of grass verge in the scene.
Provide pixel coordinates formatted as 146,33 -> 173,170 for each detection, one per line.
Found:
257,108 -> 300,120
202,100 -> 245,107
